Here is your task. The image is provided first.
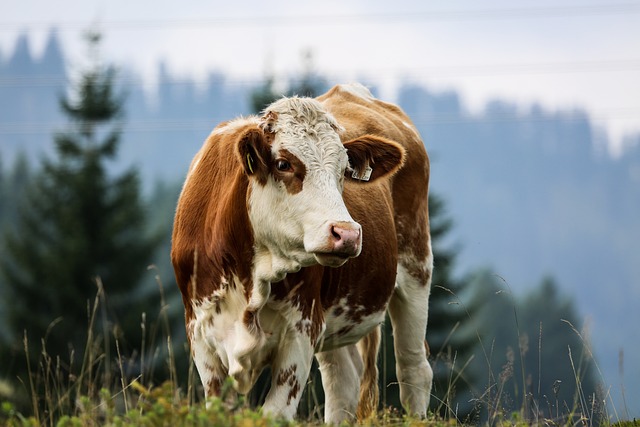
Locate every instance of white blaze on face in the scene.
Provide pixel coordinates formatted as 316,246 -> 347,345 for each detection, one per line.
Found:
248,97 -> 362,272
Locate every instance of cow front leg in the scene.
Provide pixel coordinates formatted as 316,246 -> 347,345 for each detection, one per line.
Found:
261,332 -> 314,420
190,333 -> 227,403
388,253 -> 434,416
316,344 -> 363,424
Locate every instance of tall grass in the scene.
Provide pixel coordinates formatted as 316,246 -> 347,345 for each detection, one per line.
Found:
422,279 -> 619,426
1,272 -> 198,426
0,271 -> 631,426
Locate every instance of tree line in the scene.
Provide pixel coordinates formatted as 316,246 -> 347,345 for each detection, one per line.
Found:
0,35 -> 602,423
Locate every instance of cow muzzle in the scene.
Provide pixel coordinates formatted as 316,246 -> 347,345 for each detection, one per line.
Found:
313,221 -> 362,267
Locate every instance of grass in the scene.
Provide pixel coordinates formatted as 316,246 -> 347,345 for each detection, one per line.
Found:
414,278 -> 624,426
0,273 -> 633,426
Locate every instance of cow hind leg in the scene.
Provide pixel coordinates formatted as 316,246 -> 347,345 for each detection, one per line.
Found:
388,251 -> 434,417
316,344 -> 363,424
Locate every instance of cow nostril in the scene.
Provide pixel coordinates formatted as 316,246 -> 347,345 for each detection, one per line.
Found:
331,225 -> 342,241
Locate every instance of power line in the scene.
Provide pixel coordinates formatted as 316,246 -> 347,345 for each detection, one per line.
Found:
2,58 -> 640,88
1,3 -> 639,32
1,108 -> 638,136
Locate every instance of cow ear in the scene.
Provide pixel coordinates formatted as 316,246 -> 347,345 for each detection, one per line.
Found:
344,135 -> 406,183
237,127 -> 271,183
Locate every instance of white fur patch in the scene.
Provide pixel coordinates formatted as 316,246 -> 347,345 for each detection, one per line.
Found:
338,83 -> 374,101
190,276 -> 247,370
211,116 -> 259,136
189,274 -> 319,396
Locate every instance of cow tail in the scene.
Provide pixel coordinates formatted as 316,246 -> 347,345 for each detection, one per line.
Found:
356,325 -> 381,420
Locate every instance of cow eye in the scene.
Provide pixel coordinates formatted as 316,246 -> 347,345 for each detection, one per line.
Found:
275,159 -> 291,171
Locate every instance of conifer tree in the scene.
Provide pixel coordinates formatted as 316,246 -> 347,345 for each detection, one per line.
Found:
0,153 -> 31,227
0,154 -> 31,350
286,50 -> 327,98
0,153 -> 4,224
250,51 -> 327,114
250,75 -> 280,115
0,32 -> 158,374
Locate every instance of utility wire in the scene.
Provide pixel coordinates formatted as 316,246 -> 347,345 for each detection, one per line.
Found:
2,58 -> 640,88
1,108 -> 638,136
1,3 -> 640,31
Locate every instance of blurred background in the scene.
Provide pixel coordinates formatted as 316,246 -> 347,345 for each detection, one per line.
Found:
0,0 -> 638,422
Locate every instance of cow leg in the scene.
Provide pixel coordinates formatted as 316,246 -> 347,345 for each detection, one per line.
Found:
262,333 -> 314,420
190,335 -> 226,402
316,344 -> 363,424
387,251 -> 434,416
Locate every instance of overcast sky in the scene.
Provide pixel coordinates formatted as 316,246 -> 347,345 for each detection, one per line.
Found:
1,0 -> 639,154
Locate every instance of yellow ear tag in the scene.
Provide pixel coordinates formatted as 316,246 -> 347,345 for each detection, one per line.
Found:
351,163 -> 373,181
246,153 -> 254,174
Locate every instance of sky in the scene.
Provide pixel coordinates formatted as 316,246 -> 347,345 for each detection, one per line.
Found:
1,0 -> 639,156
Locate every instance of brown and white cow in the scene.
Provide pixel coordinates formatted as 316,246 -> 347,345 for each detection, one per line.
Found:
171,83 -> 433,423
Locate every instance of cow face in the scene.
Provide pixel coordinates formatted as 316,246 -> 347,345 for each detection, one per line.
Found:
237,97 -> 405,273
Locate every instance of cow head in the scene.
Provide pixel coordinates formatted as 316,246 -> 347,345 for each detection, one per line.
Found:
237,97 -> 405,276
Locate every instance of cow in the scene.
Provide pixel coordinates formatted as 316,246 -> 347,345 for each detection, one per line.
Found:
171,83 -> 433,423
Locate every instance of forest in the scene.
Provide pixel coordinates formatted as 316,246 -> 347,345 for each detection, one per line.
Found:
0,31 -> 631,424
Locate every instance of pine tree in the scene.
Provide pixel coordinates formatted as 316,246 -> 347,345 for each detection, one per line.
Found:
286,49 -> 327,98
250,75 -> 280,115
0,152 -> 5,348
0,32 -> 159,375
0,153 -> 31,228
0,153 -> 32,353
0,152 -> 4,224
